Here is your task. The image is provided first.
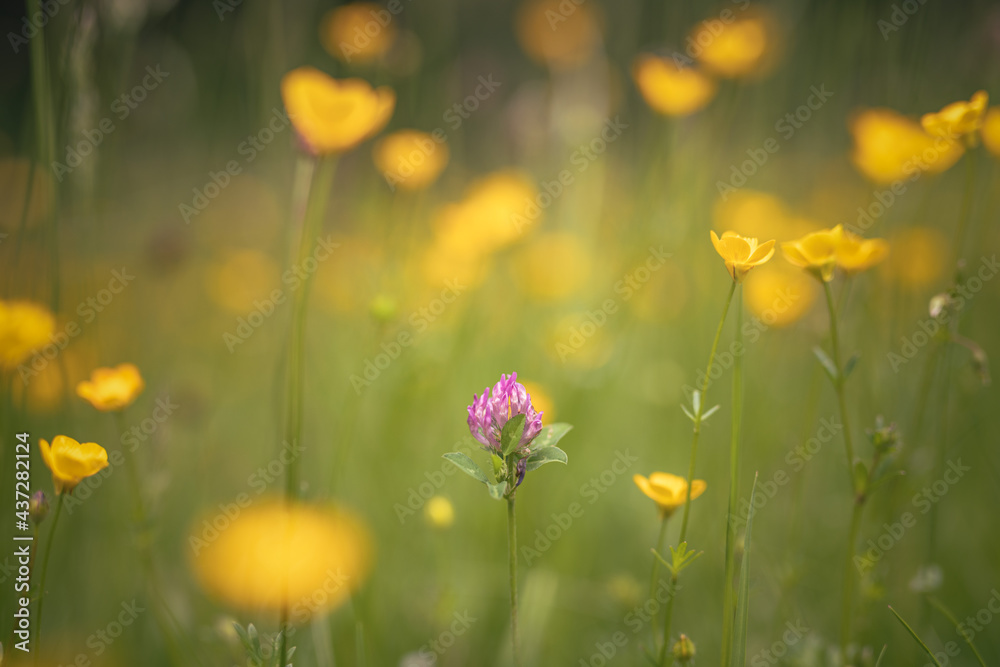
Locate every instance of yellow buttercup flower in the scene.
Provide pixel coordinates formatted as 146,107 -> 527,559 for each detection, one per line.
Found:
320,3 -> 398,64
373,129 -> 449,191
280,67 -> 395,155
835,229 -> 889,274
710,230 -> 775,282
634,473 -> 706,518
190,499 -> 372,619
424,496 -> 454,529
632,55 -> 717,117
692,14 -> 772,78
982,107 -> 1000,158
39,436 -> 109,494
849,108 -> 963,184
76,363 -> 145,412
515,0 -> 600,69
0,300 -> 55,371
781,225 -> 843,282
921,90 -> 989,145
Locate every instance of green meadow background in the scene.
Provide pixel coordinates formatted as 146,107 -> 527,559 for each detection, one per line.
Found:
1,0 -> 999,665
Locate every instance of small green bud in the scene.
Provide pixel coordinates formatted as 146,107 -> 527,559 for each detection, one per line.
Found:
672,634 -> 695,664
369,293 -> 398,323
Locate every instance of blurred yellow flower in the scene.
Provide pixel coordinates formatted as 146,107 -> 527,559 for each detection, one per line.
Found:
320,3 -> 398,64
191,499 -> 372,619
514,233 -> 591,300
433,170 -> 538,258
710,230 -> 775,282
515,0 -> 600,69
849,108 -> 963,184
76,363 -> 145,412
744,262 -> 817,327
982,107 -> 1000,158
782,225 -> 843,282
206,248 -> 281,314
40,435 -> 109,494
921,91 -> 988,145
885,227 -> 948,288
373,129 -> 449,191
633,473 -> 706,518
280,67 -> 395,155
424,496 -> 454,529
713,190 -> 789,241
521,381 -> 555,421
632,55 -> 717,117
835,229 -> 889,274
692,15 -> 771,78
0,300 -> 55,371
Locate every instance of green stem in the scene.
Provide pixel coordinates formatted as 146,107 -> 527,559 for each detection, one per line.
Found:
648,516 -> 669,601
721,286 -> 744,667
823,280 -> 856,493
657,575 -> 678,666
283,156 -> 338,500
34,493 -> 64,667
678,280 -> 737,543
952,150 -> 977,266
507,494 -> 520,667
839,500 -> 864,658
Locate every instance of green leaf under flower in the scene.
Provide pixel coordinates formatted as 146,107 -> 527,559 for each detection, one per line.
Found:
532,423 -> 573,450
525,445 -> 568,472
443,452 -> 489,485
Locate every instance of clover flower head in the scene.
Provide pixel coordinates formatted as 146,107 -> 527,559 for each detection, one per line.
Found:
467,372 -> 543,456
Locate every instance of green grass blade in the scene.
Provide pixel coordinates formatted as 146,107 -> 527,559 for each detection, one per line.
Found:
729,472 -> 758,667
888,605 -> 943,667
